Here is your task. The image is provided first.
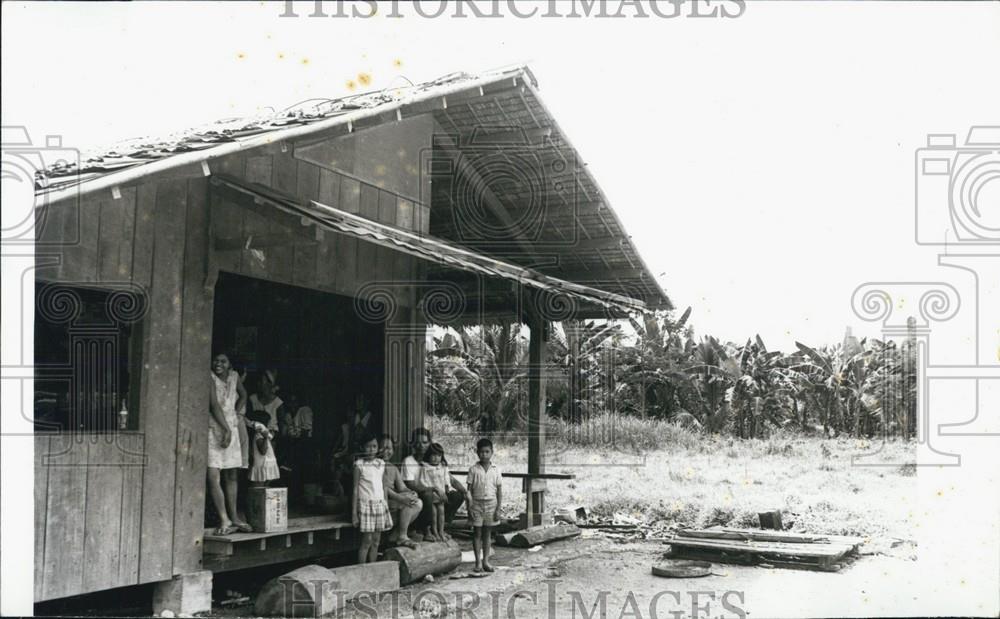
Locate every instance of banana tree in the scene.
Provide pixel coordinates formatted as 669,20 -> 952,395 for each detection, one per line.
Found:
725,336 -> 794,438
617,308 -> 699,420
426,324 -> 528,433
547,319 -> 624,421
792,340 -> 875,437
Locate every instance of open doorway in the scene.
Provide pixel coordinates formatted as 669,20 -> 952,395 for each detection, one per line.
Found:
211,272 -> 385,510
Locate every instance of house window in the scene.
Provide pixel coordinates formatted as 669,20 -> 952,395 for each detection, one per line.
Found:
34,282 -> 146,433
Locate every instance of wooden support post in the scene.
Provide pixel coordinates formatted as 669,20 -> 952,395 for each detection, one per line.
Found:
526,312 -> 549,527
152,570 -> 212,616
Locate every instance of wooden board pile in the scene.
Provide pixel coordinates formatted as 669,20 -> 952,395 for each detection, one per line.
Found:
665,528 -> 865,572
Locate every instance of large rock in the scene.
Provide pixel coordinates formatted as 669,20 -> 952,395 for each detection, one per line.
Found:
254,562 -> 399,617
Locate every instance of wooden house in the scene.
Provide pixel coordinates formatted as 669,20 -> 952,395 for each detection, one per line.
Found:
30,65 -> 670,608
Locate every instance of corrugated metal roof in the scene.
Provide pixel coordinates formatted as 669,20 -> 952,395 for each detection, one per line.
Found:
34,64 -> 670,310
35,66 -> 535,196
212,174 -> 648,317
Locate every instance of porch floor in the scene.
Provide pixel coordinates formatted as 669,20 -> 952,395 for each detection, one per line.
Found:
202,515 -> 357,573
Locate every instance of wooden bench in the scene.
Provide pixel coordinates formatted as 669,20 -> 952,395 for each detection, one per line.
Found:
449,470 -> 575,528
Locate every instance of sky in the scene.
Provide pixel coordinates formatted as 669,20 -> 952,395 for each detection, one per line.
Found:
3,1 -> 999,351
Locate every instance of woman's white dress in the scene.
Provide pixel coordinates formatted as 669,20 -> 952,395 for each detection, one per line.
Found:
208,371 -> 243,469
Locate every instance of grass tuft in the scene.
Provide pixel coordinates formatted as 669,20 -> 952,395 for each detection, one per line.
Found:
426,413 -> 915,539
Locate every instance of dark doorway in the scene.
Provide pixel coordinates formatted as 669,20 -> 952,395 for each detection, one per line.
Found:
211,272 -> 385,458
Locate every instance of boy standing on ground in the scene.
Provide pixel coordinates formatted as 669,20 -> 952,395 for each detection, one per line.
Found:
466,438 -> 502,572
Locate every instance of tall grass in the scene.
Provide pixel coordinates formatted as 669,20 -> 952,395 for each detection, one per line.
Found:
425,413 -> 916,539
427,412 -> 702,453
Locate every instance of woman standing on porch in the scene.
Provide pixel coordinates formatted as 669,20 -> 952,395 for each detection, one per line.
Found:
208,353 -> 252,535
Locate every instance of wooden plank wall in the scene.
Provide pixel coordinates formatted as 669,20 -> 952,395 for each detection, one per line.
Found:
208,145 -> 428,301
34,433 -> 145,601
34,170 -> 213,600
33,130 -> 430,601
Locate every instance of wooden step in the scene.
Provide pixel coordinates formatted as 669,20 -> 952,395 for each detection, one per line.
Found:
204,516 -> 354,555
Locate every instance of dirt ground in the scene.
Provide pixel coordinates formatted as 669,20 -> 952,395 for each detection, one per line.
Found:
208,437 -> 927,618
318,533 -> 921,619
209,531 -> 919,618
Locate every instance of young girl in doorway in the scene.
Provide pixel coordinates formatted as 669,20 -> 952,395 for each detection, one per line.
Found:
352,431 -> 393,563
246,409 -> 280,486
420,442 -> 451,542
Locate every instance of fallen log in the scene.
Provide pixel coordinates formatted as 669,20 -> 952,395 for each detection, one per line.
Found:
508,523 -> 581,548
383,540 -> 462,585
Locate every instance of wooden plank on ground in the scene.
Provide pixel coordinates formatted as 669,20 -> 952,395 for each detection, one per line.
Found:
725,527 -> 865,547
33,435 -> 50,602
40,435 -> 88,601
667,537 -> 855,559
682,528 -> 864,547
138,177 -> 188,583
118,433 -> 145,586
172,178 -> 212,575
83,438 -> 124,593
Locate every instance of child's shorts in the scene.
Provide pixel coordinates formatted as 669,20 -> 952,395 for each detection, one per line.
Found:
358,499 -> 393,533
469,497 -> 499,527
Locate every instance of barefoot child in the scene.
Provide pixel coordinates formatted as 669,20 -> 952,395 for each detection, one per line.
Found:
466,438 -> 502,572
419,443 -> 450,542
352,432 -> 392,563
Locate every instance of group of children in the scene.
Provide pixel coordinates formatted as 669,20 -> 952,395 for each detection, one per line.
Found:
352,434 -> 503,573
